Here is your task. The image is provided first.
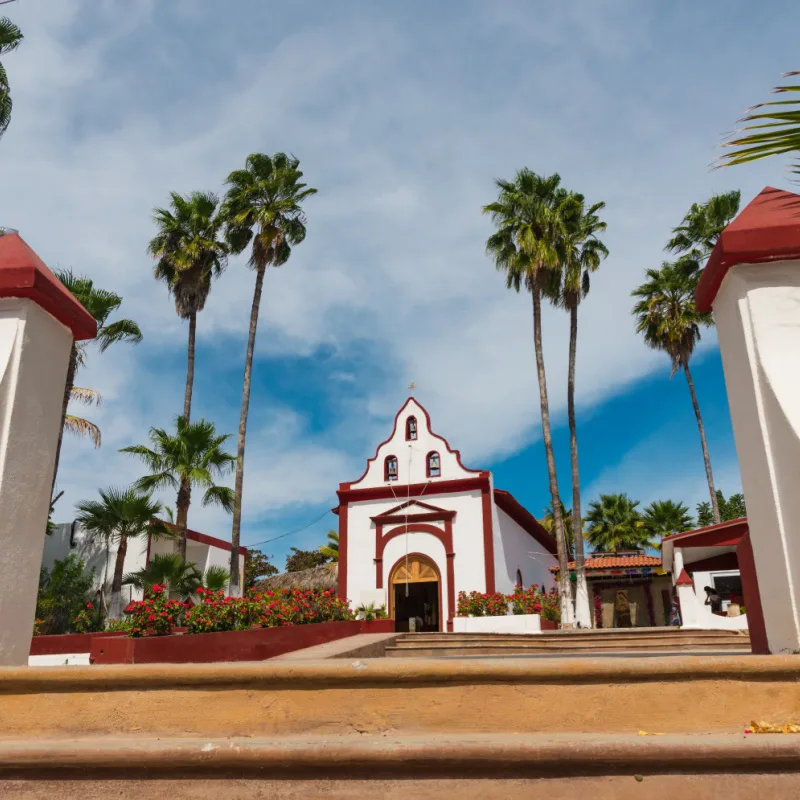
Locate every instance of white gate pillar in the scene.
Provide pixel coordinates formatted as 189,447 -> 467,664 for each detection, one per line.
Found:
0,233 -> 96,665
697,186 -> 800,654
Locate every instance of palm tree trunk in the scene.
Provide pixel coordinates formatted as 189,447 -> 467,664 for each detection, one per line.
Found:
176,479 -> 191,561
108,534 -> 128,621
683,362 -> 721,525
568,301 -> 591,628
531,282 -> 573,626
229,265 -> 266,596
50,342 -> 78,500
183,311 -> 197,422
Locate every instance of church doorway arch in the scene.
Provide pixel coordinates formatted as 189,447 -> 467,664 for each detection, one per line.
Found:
389,553 -> 442,632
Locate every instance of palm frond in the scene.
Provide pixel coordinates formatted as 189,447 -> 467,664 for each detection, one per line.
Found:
70,386 -> 103,406
64,415 -> 101,447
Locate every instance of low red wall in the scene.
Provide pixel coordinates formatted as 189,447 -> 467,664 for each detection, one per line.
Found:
540,618 -> 558,631
90,619 -> 393,665
30,631 -> 126,656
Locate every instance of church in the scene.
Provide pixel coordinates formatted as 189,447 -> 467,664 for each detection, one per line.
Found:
334,397 -> 558,631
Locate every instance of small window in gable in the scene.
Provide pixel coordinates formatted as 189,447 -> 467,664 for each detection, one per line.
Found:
427,451 -> 441,478
515,569 -> 523,588
406,416 -> 418,440
384,455 -> 399,481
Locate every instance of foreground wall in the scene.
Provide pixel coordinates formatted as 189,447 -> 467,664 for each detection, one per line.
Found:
452,613 -> 554,634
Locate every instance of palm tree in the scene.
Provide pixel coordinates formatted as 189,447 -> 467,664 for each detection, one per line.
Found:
642,499 -> 694,543
221,153 -> 317,595
666,192 -> 741,265
483,169 -> 576,625
121,416 -> 236,561
122,552 -> 230,599
548,196 -> 608,627
632,262 -> 720,523
319,530 -> 339,561
53,270 -> 142,494
719,72 -> 800,175
64,385 -> 103,449
541,502 -> 576,559
0,14 -> 22,138
75,487 -> 168,619
584,493 -> 654,552
148,191 -> 228,421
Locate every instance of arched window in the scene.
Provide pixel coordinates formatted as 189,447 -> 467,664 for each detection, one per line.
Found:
426,451 -> 441,478
406,416 -> 418,441
384,455 -> 398,481
515,569 -> 523,588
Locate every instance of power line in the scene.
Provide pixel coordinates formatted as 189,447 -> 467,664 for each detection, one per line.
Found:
247,508 -> 333,548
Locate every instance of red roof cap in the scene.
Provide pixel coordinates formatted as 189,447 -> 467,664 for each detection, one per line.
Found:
0,233 -> 97,340
696,186 -> 800,312
675,568 -> 694,587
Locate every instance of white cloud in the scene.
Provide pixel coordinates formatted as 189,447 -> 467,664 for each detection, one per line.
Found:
1,1 -> 791,543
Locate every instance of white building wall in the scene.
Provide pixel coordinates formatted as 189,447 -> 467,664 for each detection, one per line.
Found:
492,507 -> 558,594
43,524 -> 244,599
345,489 -> 487,607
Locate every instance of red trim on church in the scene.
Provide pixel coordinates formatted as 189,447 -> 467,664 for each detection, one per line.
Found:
338,475 -> 489,504
343,396 -> 481,487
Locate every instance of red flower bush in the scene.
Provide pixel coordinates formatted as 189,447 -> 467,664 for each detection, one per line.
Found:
185,587 -> 354,634
457,585 -> 561,623
124,584 -> 188,637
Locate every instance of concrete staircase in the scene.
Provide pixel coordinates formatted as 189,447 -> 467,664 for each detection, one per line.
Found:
386,628 -> 751,658
3,650 -> 799,797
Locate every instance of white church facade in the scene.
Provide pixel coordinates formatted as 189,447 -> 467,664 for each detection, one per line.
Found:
335,397 -> 558,631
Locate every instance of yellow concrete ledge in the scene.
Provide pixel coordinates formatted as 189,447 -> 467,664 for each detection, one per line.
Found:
2,653 -> 798,692
0,734 -> 799,778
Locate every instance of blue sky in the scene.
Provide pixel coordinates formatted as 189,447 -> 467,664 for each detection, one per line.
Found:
1,0 -> 796,569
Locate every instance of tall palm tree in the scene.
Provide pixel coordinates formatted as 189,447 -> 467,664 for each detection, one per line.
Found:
548,196 -> 608,627
121,416 -> 236,561
483,169 -> 576,624
719,71 -> 800,175
641,499 -> 694,543
75,487 -> 168,620
148,191 -> 228,421
632,262 -> 720,523
0,14 -> 22,138
319,530 -> 339,561
584,493 -> 653,552
53,270 -> 142,494
221,152 -> 317,595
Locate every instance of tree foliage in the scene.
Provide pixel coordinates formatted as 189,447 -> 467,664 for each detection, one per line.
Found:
35,555 -> 96,635
285,547 -> 328,573
584,493 -> 655,552
697,491 -> 747,527
319,530 -> 339,561
0,14 -> 23,138
244,548 -> 279,590
641,499 -> 694,540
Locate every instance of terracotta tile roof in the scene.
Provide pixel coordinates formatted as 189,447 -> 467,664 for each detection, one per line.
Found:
550,554 -> 663,572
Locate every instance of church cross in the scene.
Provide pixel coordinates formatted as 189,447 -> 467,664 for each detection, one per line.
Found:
408,381 -> 417,396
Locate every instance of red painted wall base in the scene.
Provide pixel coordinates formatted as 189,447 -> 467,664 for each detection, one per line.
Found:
90,619 -> 395,665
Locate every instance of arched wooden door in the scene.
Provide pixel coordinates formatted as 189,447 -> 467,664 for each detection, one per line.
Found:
389,553 -> 442,632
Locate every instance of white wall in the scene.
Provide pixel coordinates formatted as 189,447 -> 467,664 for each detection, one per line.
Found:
349,398 -> 479,489
492,506 -> 558,594
715,261 -> 800,652
345,488 -> 487,608
453,614 -> 543,634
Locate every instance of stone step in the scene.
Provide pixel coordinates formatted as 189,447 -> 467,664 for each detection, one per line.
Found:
412,628 -> 749,640
0,733 -> 799,795
1,656 -> 798,739
398,632 -> 749,646
386,645 -> 752,658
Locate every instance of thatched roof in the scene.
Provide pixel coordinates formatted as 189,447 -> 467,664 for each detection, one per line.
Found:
253,562 -> 338,592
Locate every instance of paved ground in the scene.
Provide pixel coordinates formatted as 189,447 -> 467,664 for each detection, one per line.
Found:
269,632 -> 400,660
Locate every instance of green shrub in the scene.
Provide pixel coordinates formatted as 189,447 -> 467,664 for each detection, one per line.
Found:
35,556 -> 99,635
